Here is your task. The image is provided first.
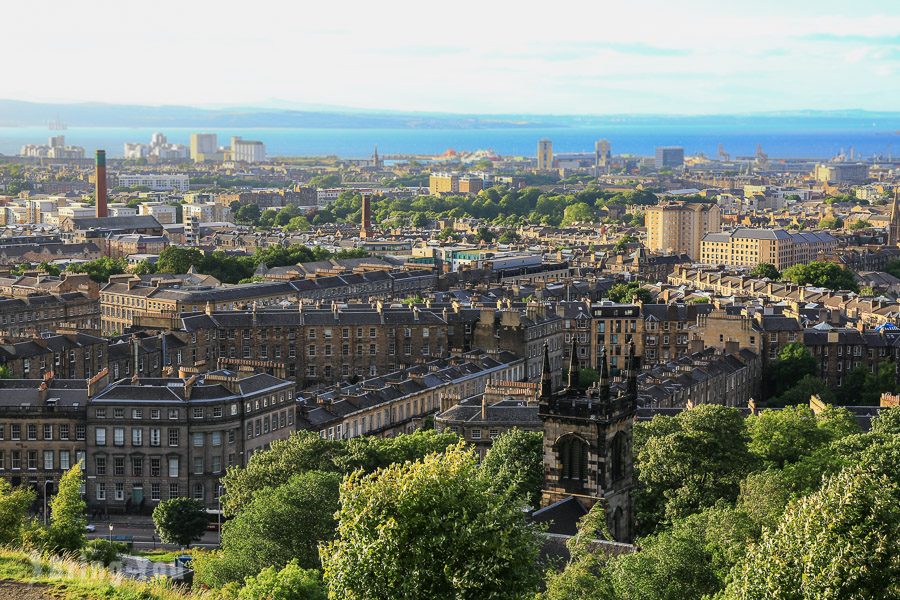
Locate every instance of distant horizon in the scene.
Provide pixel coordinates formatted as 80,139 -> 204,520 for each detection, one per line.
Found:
3,98 -> 900,121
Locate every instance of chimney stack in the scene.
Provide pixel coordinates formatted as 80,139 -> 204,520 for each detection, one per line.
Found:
95,150 -> 108,218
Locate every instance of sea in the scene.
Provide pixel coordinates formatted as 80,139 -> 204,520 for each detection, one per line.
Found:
1,119 -> 898,160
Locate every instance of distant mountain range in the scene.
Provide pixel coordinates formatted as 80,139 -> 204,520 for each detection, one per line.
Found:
0,99 -> 898,130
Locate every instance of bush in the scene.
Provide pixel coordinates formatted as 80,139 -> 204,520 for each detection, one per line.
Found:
237,560 -> 326,600
83,539 -> 127,567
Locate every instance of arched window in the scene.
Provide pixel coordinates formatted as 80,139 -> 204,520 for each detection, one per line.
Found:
611,432 -> 627,482
558,435 -> 587,482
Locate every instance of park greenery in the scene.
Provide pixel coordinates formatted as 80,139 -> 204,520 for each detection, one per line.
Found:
152,497 -> 209,548
0,405 -> 898,599
231,186 -> 659,230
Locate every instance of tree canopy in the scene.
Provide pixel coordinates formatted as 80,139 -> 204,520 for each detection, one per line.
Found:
321,443 -> 542,599
780,261 -> 859,292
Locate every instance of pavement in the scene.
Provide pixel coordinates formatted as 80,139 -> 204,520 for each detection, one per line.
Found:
86,517 -> 221,548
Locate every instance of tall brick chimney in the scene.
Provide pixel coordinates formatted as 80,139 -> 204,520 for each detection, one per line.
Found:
95,150 -> 108,218
359,194 -> 374,239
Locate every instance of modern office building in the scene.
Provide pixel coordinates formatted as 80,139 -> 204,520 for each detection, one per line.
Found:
646,201 -> 721,259
116,174 -> 190,192
655,146 -> 685,169
813,163 -> 869,184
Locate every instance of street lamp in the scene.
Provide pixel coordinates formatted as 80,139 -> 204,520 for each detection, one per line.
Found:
216,485 -> 224,546
42,480 -> 53,527
108,523 -> 113,542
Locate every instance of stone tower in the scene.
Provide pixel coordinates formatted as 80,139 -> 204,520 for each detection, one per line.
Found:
889,188 -> 900,247
538,341 -> 637,542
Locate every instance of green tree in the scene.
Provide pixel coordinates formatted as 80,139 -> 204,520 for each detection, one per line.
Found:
560,202 -> 596,226
780,261 -> 858,292
746,405 -> 857,468
607,282 -> 653,304
156,246 -> 204,274
542,504 -> 616,600
321,444 -> 542,599
66,257 -> 128,283
870,406 -> 900,435
196,471 -> 340,587
152,497 -> 208,548
723,467 -> 900,599
766,342 -> 817,399
479,429 -> 544,507
613,234 -> 638,253
771,374 -> 833,407
333,429 -> 458,474
45,462 -> 87,553
817,215 -> 844,229
235,203 -> 262,225
749,263 -> 780,280
83,539 -> 127,567
849,219 -> 871,230
634,405 -> 755,531
0,479 -> 35,547
131,259 -> 157,276
236,560 -> 327,600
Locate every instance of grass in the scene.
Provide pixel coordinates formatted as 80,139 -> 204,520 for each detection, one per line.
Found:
0,549 -> 211,599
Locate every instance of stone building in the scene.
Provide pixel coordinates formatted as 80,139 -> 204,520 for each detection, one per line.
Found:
0,293 -> 99,336
0,374 -> 88,505
538,343 -> 636,542
0,332 -> 107,379
85,370 -> 295,511
299,351 -> 524,441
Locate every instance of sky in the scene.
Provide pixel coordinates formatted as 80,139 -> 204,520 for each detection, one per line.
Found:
4,0 -> 899,115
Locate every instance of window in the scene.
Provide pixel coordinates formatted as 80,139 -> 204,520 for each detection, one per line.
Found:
132,428 -> 142,446
95,456 -> 106,475
150,457 -> 160,477
27,451 -> 37,470
60,424 -> 69,440
193,483 -> 204,500
113,428 -> 125,446
150,428 -> 160,447
471,429 -> 482,440
168,409 -> 178,420
212,456 -> 222,473
114,408 -> 124,419
60,451 -> 70,471
11,451 -> 20,470
132,409 -> 143,419
114,456 -> 125,476
168,428 -> 179,447
115,482 -> 124,501
76,424 -> 85,440
43,450 -> 54,470
192,433 -> 204,447
11,424 -> 20,440
95,408 -> 106,419
132,457 -> 143,477
151,409 -> 160,420
213,407 -> 223,418
168,457 -> 179,478
168,483 -> 179,499
43,424 -> 53,440
27,424 -> 37,440
193,457 -> 203,474
96,483 -> 106,501
151,483 -> 161,501
95,428 -> 107,446
211,432 -> 221,446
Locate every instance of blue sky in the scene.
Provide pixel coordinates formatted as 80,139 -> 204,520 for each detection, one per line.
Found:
4,0 -> 898,114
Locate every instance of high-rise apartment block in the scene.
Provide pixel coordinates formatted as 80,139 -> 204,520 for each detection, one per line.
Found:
646,201 -> 721,259
537,139 -> 553,170
655,146 -> 684,169
190,133 -> 218,162
230,137 -> 266,163
595,139 -> 611,170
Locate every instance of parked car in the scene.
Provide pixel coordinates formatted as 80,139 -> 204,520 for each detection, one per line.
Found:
85,524 -> 96,533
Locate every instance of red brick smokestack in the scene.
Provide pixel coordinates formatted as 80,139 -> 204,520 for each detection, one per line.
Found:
359,193 -> 374,239
95,150 -> 108,218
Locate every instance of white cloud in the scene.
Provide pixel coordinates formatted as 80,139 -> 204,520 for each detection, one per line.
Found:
1,0 -> 897,113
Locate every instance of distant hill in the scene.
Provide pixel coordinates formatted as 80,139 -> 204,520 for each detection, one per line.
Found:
0,99 -> 897,130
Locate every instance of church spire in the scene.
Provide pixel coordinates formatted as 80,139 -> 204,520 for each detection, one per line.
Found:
626,341 -> 638,401
566,336 -> 579,391
540,343 -> 553,402
890,187 -> 900,247
598,346 -> 610,405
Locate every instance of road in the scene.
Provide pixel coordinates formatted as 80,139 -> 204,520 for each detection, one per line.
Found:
86,521 -> 221,548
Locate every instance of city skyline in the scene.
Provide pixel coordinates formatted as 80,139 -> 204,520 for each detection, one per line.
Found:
3,0 -> 898,115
